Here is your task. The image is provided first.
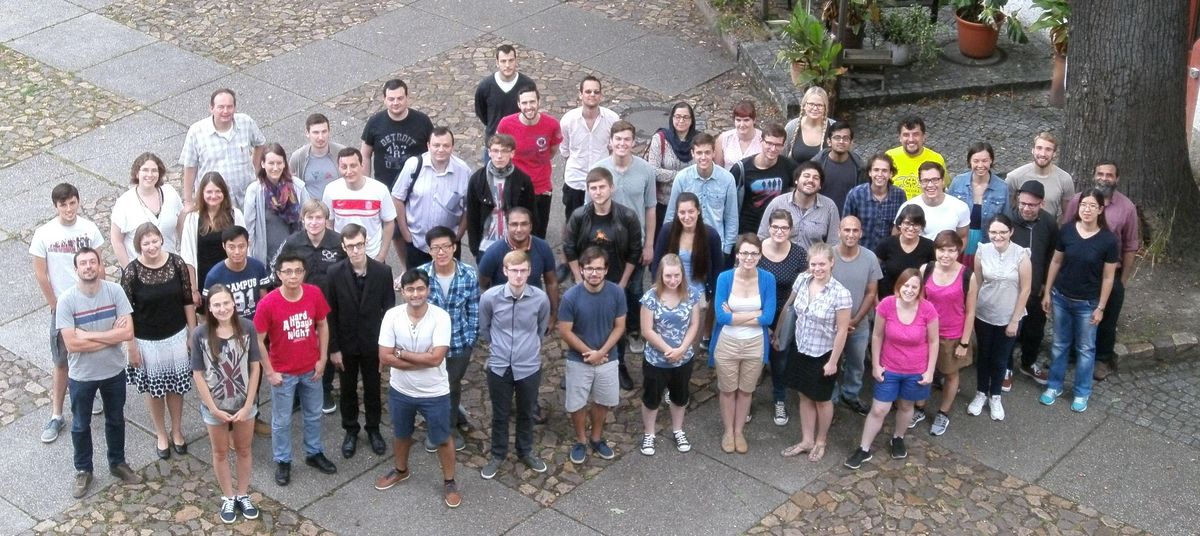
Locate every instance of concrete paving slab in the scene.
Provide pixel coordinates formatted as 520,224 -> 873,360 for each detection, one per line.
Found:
504,507 -> 603,536
244,40 -> 396,103
0,309 -> 53,374
0,496 -> 35,536
332,6 -> 479,67
925,374 -> 1108,483
302,452 -> 541,535
78,42 -> 231,105
0,173 -> 119,237
1040,416 -> 1199,536
52,110 -> 187,183
0,241 -> 48,324
262,106 -> 369,158
0,0 -> 86,42
554,438 -> 787,536
409,0 -> 558,32
65,0 -> 116,9
187,398 -> 390,510
149,72 -> 315,129
0,154 -> 85,193
0,399 -> 156,519
7,13 -> 155,72
584,34 -> 732,97
680,384 -> 859,494
493,4 -> 647,64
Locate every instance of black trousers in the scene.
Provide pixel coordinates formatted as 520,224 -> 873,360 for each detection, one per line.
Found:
339,351 -> 382,433
534,193 -> 553,239
487,367 -> 541,459
1013,292 -> 1047,368
562,184 -> 586,222
1095,274 -> 1125,363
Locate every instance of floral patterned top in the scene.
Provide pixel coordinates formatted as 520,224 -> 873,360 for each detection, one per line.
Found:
640,286 -> 702,368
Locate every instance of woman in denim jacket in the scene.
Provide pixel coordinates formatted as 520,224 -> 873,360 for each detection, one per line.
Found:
948,142 -> 1010,266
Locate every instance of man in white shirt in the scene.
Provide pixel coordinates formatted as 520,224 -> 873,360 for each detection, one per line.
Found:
374,269 -> 461,508
30,183 -> 105,444
322,148 -> 396,262
559,75 -> 620,221
897,162 -> 969,241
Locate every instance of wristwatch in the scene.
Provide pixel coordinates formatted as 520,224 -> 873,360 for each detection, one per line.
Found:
957,341 -> 969,348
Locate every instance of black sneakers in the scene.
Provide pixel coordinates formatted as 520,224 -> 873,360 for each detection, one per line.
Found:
844,448 -> 873,470
890,436 -> 908,459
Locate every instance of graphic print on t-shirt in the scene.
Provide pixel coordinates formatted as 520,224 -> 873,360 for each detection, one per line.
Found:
213,345 -> 247,401
74,304 -> 118,326
750,177 -> 784,208
283,311 -> 314,341
46,235 -> 97,254
380,133 -> 421,172
331,198 -> 382,218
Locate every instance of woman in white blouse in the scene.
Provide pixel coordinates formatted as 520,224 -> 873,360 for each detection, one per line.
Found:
110,153 -> 184,268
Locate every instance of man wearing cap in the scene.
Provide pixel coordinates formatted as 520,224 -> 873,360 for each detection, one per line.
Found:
1007,180 -> 1056,385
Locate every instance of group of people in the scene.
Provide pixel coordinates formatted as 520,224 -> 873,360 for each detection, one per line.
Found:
28,43 -> 1139,519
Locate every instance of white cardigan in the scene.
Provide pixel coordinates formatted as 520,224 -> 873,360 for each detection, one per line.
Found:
243,178 -> 309,264
180,208 -> 245,269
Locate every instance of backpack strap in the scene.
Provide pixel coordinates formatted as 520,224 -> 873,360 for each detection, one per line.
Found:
403,154 -> 424,202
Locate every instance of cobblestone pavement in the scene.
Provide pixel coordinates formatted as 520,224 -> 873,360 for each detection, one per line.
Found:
0,0 -> 1195,534
844,88 -> 1065,175
27,456 -> 334,536
747,436 -> 1149,535
0,46 -> 139,168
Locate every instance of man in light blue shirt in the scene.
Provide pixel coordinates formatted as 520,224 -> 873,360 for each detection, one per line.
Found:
663,133 -> 738,255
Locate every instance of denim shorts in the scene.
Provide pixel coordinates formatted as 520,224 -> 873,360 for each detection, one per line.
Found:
872,370 -> 930,403
199,403 -> 258,427
388,388 -> 451,445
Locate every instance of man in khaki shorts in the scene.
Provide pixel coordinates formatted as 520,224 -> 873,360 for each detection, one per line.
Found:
557,247 -> 625,465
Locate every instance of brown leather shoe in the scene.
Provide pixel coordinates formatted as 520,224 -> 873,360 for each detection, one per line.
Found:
1093,361 -> 1112,381
254,417 -> 271,437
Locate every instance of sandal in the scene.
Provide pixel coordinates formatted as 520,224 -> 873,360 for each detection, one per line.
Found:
781,442 -> 813,457
808,443 -> 826,463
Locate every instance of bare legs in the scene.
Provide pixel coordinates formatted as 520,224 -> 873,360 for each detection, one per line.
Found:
207,420 -> 254,497
148,393 -> 186,448
859,399 -> 913,451
572,405 -> 610,444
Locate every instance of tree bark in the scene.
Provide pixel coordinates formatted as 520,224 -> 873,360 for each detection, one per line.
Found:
1061,0 -> 1200,260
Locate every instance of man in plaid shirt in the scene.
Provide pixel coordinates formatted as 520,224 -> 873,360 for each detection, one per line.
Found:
414,226 -> 479,451
180,88 -> 266,209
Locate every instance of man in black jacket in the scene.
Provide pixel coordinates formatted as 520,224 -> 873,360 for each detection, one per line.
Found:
1007,180 -> 1055,385
321,224 -> 395,458
563,168 -> 642,390
465,134 -> 537,259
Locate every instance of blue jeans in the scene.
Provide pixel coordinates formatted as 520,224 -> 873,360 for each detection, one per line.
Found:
389,389 -> 451,445
1048,289 -> 1099,398
836,317 -> 872,401
70,371 -> 127,472
271,372 -> 325,463
768,342 -> 788,403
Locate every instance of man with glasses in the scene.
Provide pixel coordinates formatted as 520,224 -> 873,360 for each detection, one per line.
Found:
560,76 -> 620,222
415,226 -> 479,450
1007,181 -> 1055,385
322,224 -> 395,459
896,162 -> 968,241
756,161 -> 840,249
254,251 -> 336,486
811,121 -> 867,213
730,122 -> 797,234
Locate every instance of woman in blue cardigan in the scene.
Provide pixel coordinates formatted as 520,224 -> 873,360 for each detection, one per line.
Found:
708,233 -> 776,454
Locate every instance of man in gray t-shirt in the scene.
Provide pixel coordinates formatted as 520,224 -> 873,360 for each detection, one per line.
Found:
1004,133 -> 1074,220
54,248 -> 141,498
831,216 -> 882,413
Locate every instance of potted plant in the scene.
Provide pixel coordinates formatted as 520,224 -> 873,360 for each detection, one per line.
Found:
777,7 -> 847,106
820,0 -> 880,49
1030,0 -> 1069,106
948,0 -> 1028,59
878,7 -> 940,67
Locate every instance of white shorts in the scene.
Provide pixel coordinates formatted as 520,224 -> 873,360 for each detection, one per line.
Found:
564,359 -> 619,412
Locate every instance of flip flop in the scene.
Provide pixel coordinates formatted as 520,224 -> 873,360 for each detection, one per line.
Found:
781,442 -> 813,457
808,443 -> 826,463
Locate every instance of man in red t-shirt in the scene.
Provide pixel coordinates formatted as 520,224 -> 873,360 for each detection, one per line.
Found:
254,250 -> 335,486
496,85 -> 561,239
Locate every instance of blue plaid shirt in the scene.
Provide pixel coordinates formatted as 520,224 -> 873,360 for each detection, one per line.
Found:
843,183 -> 908,252
418,260 -> 479,356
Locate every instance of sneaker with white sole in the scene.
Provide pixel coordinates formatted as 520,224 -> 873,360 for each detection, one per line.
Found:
672,430 -> 692,453
930,411 -> 950,436
989,395 -> 1005,421
1020,363 -> 1050,385
907,408 -> 926,429
1000,369 -> 1014,392
236,495 -> 259,520
1039,388 -> 1062,406
219,496 -> 237,524
1071,396 -> 1089,413
480,457 -> 501,479
773,401 -> 789,426
966,392 -> 988,416
640,434 -> 656,456
41,417 -> 64,443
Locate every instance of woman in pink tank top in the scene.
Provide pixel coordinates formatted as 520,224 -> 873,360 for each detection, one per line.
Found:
919,231 -> 978,437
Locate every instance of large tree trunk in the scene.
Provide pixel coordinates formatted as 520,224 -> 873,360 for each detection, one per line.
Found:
1061,0 -> 1200,260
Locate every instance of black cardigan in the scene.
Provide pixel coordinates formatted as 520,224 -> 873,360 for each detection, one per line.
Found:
465,166 -> 538,257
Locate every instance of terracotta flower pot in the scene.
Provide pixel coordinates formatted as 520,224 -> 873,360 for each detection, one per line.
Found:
955,13 -> 1000,59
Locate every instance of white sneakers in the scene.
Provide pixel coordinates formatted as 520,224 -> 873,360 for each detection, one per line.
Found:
966,392 -> 988,416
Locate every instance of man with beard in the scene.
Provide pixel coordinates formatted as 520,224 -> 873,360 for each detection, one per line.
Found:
1004,132 -> 1075,220
1062,162 -> 1139,381
497,85 -> 562,239
885,116 -> 945,200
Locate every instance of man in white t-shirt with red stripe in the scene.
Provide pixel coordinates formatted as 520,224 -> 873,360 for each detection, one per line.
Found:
322,147 -> 397,262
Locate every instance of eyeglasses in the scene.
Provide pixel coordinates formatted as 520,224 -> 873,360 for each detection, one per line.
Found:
1017,201 -> 1042,208
736,251 -> 761,258
581,267 -> 606,273
430,244 -> 454,253
278,268 -> 305,276
769,225 -> 791,232
1079,202 -> 1101,211
804,103 -> 826,109
672,114 -> 691,121
343,242 -> 366,251
762,140 -> 785,148
505,267 -> 530,274
899,221 -> 921,229
918,178 -> 943,185
829,135 -> 851,142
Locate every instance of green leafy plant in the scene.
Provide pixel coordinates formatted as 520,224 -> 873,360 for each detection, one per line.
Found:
1029,0 -> 1069,55
879,7 -> 940,66
948,0 -> 1029,43
820,0 -> 880,39
776,7 -> 847,87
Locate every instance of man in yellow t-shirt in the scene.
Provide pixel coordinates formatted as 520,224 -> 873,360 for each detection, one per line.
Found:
885,116 -> 945,199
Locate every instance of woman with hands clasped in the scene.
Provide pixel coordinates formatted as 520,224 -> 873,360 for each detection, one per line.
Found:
190,284 -> 262,523
844,269 -> 939,470
779,242 -> 851,463
637,254 -> 703,456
